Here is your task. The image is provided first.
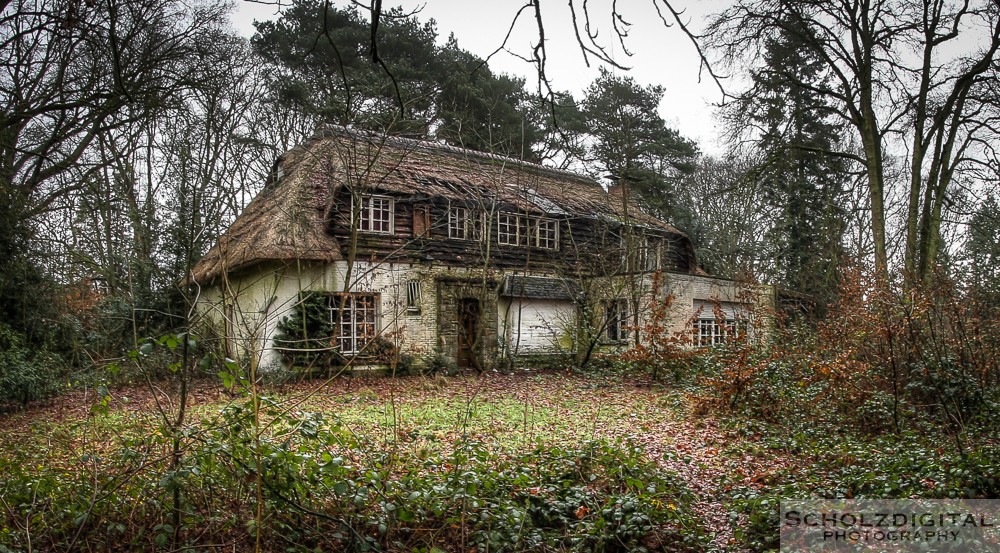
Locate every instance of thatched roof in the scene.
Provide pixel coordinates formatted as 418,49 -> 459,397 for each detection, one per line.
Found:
190,125 -> 690,285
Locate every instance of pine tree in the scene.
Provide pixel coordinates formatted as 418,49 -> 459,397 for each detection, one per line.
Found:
580,68 -> 698,219
741,19 -> 849,309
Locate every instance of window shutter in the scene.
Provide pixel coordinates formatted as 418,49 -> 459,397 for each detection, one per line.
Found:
413,204 -> 430,238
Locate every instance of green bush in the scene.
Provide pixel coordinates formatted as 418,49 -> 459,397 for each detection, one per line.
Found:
0,396 -> 709,551
0,322 -> 62,404
196,400 -> 709,551
728,487 -> 782,553
273,293 -> 337,370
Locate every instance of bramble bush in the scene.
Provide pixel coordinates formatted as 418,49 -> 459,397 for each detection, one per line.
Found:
689,262 -> 1000,442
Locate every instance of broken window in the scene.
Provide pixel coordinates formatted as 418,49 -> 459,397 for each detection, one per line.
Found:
605,299 -> 629,342
412,204 -> 430,238
448,206 -> 473,239
405,280 -> 421,312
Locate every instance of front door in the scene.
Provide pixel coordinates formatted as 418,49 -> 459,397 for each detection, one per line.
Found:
457,298 -> 480,369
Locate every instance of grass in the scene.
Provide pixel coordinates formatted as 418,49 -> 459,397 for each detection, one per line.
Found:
0,372 -> 719,548
3,369 -> 997,552
0,370 -> 719,552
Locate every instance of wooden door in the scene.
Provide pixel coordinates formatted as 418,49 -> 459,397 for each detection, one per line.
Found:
457,298 -> 480,369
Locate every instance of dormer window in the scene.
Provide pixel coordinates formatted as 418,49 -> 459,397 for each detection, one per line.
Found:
358,195 -> 393,234
497,213 -> 520,245
536,218 -> 558,250
496,213 -> 558,249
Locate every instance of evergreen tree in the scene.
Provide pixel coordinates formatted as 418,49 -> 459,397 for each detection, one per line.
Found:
739,20 -> 848,308
252,1 -> 543,158
962,194 -> 1000,302
580,68 -> 698,220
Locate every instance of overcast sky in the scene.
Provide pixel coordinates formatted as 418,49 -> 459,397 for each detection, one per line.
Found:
231,0 -> 732,154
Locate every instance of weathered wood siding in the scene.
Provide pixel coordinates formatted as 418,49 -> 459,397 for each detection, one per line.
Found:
327,188 -> 692,275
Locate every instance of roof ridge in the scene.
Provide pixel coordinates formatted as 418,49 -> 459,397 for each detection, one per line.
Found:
314,123 -> 601,187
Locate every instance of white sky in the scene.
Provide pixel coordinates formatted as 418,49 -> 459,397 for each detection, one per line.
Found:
231,0 -> 730,154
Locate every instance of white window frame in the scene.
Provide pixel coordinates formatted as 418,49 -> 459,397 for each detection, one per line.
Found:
536,217 -> 559,250
331,294 -> 379,354
448,206 -> 471,240
357,195 -> 394,234
497,213 -> 558,249
694,316 -> 747,347
497,213 -> 520,245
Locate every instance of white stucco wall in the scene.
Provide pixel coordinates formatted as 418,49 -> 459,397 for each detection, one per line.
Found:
196,260 -> 772,372
194,261 -> 336,372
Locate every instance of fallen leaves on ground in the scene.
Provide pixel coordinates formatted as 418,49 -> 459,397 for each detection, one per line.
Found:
0,369 -> 800,551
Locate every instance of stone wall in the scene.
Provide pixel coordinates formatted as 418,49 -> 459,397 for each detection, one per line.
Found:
435,277 -> 499,369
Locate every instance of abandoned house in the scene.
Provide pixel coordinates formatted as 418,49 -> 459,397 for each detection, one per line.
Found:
189,125 -> 768,372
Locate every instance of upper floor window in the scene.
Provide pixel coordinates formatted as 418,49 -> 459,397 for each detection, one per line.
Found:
536,218 -> 559,249
449,207 -> 468,239
641,236 -> 662,271
496,213 -> 558,249
358,195 -> 393,233
622,232 -> 661,272
497,213 -> 520,245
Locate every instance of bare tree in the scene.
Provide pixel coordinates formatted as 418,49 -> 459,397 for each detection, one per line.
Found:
707,0 -> 1000,284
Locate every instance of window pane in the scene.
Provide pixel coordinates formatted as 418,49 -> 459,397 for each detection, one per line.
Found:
359,196 -> 392,234
538,219 -> 558,249
498,214 -> 518,245
332,294 -> 379,354
449,207 -> 467,239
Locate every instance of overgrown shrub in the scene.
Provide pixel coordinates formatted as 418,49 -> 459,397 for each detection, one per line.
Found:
0,322 -> 63,405
721,423 -> 1000,551
0,397 -> 709,552
620,272 -> 697,382
696,262 -> 1000,441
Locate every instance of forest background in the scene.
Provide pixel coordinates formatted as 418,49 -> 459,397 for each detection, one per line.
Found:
1,0 -> 999,551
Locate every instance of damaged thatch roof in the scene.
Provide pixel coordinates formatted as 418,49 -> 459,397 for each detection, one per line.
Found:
190,125 -> 690,284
